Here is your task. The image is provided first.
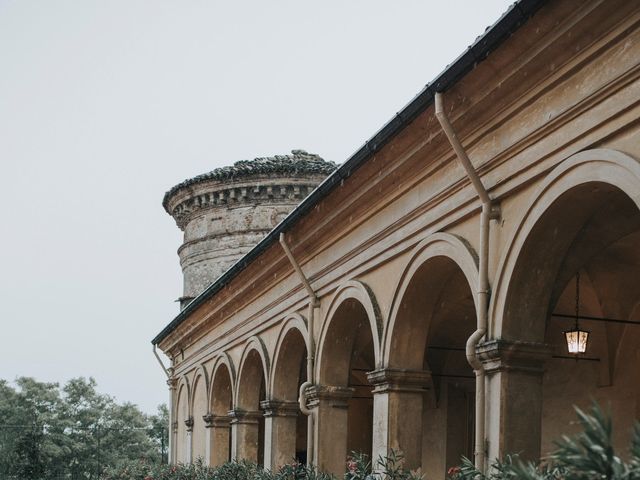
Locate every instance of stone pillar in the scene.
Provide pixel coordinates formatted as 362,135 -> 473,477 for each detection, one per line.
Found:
184,417 -> 194,464
167,378 -> 177,464
204,414 -> 231,466
478,339 -> 552,463
261,400 -> 300,470
307,385 -> 354,476
367,369 -> 431,471
171,421 -> 178,464
229,409 -> 262,463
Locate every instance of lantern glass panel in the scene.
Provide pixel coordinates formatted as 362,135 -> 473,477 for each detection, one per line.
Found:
565,328 -> 589,354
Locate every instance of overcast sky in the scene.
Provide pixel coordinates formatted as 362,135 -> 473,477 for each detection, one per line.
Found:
0,0 -> 514,413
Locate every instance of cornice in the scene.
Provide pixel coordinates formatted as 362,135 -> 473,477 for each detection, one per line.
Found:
163,150 -> 336,211
169,182 -> 323,230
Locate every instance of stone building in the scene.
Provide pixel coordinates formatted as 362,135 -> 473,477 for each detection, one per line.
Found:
152,0 -> 640,478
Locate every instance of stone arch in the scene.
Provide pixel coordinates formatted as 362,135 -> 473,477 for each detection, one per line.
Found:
189,365 -> 210,415
176,375 -> 191,418
267,313 -> 310,467
377,232 -> 479,476
382,232 -> 479,368
486,148 -> 640,462
269,313 -> 308,399
316,279 -> 382,382
175,376 -> 191,463
207,354 -> 235,466
233,336 -> 270,465
235,336 -> 270,408
190,365 -> 209,461
209,353 -> 236,413
314,280 -> 381,475
491,148 -> 640,341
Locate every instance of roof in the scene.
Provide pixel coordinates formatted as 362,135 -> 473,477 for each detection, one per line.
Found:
162,150 -> 337,212
153,0 -> 548,346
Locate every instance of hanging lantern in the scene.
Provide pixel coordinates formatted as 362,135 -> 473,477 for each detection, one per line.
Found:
564,326 -> 589,354
564,272 -> 589,355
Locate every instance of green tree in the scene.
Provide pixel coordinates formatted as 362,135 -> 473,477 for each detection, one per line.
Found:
148,404 -> 170,463
0,377 -> 64,479
0,379 -> 22,476
0,376 -> 168,479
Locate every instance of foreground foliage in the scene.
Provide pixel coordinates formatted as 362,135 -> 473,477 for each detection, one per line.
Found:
0,377 -> 168,479
448,403 -> 640,480
101,451 -> 422,480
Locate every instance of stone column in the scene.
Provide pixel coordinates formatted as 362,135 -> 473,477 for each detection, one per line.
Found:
171,421 -> 178,464
478,339 -> 552,463
229,409 -> 262,463
307,385 -> 354,476
261,400 -> 300,470
184,417 -> 194,464
167,379 -> 177,464
367,369 -> 431,471
204,413 -> 231,466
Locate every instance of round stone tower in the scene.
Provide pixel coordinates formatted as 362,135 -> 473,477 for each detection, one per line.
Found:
164,149 -> 336,309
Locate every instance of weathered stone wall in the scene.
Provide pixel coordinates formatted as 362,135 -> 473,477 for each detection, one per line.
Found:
164,151 -> 335,307
175,179 -> 322,302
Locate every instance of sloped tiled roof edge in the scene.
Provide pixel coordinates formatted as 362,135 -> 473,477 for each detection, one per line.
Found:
152,0 -> 548,346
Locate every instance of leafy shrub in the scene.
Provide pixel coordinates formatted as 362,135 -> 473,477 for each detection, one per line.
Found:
105,403 -> 640,480
346,451 -> 422,480
101,451 -> 421,480
447,402 -> 640,480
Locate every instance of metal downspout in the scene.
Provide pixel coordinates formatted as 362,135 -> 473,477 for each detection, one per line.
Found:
153,345 -> 173,463
153,344 -> 170,378
279,233 -> 319,466
435,92 -> 499,474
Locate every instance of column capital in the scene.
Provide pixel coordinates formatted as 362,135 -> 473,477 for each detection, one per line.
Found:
228,409 -> 262,425
259,400 -> 299,417
203,413 -> 231,428
367,368 -> 431,394
478,339 -> 553,375
167,377 -> 178,390
306,384 -> 354,409
184,416 -> 194,432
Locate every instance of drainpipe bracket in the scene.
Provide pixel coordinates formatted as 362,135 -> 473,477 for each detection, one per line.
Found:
487,202 -> 501,221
